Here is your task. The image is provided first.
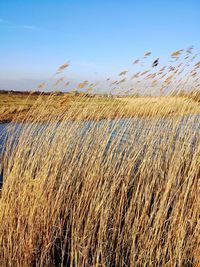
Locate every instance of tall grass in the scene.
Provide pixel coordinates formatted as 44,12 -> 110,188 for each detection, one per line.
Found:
0,46 -> 200,266
0,96 -> 199,266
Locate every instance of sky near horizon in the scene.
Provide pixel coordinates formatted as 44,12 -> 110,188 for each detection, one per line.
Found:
0,0 -> 200,90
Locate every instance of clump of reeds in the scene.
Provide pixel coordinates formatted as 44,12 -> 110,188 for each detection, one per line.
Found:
0,95 -> 199,266
0,47 -> 199,266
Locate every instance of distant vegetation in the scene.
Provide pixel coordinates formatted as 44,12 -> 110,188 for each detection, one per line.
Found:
0,90 -> 200,123
174,89 -> 200,102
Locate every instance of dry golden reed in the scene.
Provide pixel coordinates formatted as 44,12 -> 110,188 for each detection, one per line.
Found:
0,47 -> 199,266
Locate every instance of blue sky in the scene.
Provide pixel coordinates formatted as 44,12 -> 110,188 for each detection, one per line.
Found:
0,0 -> 200,90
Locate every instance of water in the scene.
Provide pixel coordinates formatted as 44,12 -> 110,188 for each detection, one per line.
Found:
0,124 -> 8,186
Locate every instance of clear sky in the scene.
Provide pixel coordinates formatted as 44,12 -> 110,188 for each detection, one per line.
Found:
0,0 -> 200,90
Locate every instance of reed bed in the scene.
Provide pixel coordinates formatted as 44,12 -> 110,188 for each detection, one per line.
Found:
0,47 -> 200,266
0,95 -> 199,267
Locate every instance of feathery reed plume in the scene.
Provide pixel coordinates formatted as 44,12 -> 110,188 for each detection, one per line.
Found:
133,59 -> 140,64
56,62 -> 70,74
53,77 -> 64,87
171,49 -> 184,58
38,82 -> 46,89
152,58 -> 159,67
117,78 -> 126,84
118,70 -> 128,76
143,51 -> 151,58
78,80 -> 89,89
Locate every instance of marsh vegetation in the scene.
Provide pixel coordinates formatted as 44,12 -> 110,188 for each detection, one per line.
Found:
0,48 -> 199,266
